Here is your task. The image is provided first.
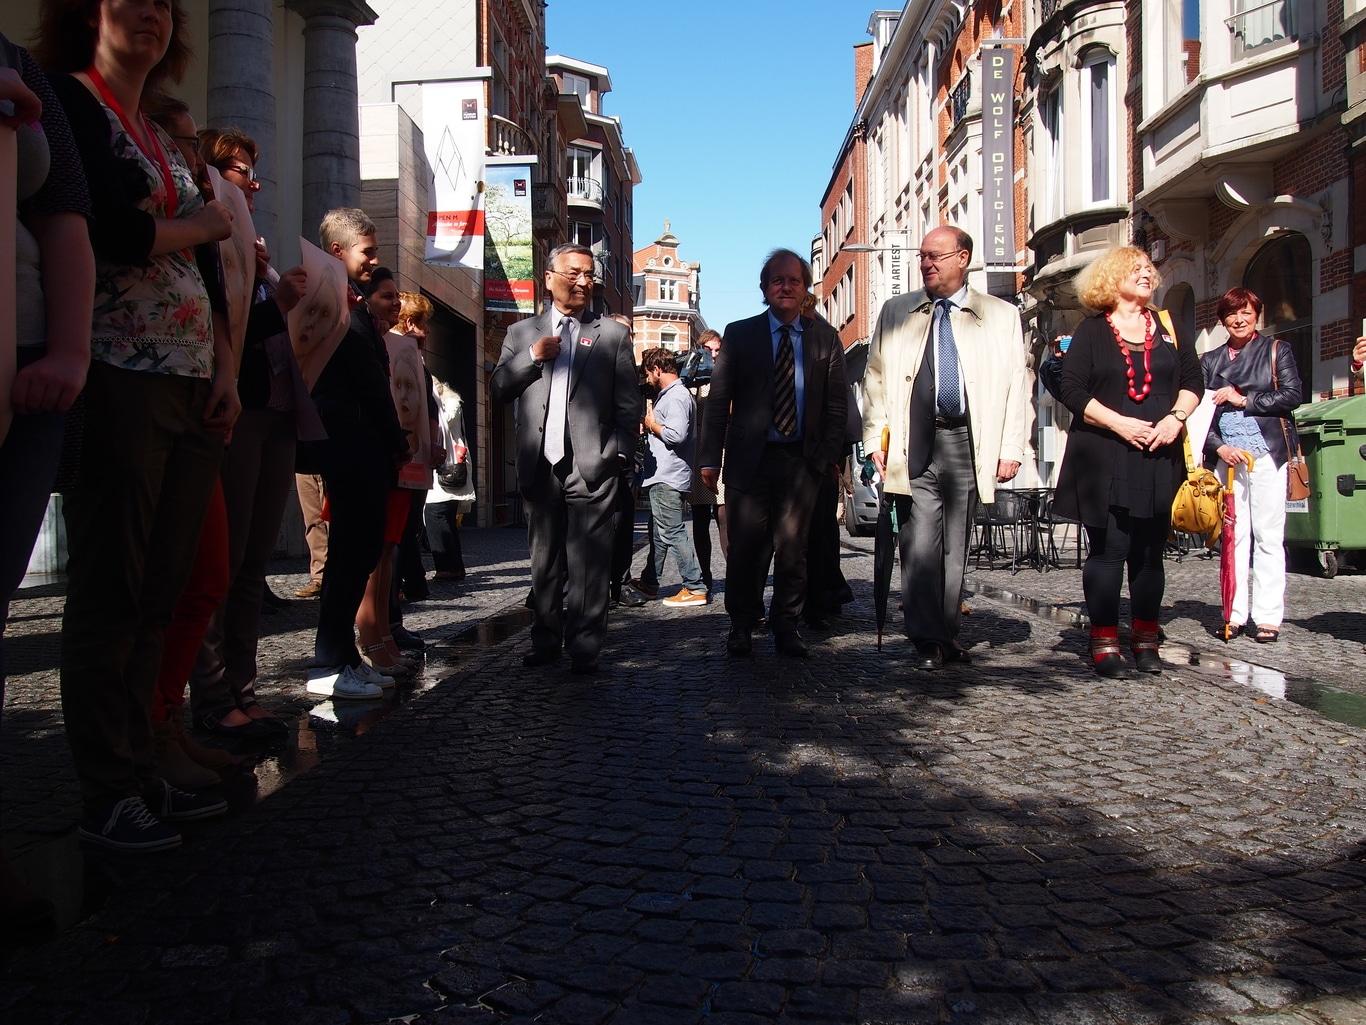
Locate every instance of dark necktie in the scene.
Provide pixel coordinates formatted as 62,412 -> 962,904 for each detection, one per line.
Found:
772,326 -> 797,437
935,299 -> 962,416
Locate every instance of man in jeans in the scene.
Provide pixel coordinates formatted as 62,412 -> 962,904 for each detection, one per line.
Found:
637,348 -> 708,607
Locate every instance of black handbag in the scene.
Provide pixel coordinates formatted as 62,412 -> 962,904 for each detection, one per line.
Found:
437,461 -> 467,489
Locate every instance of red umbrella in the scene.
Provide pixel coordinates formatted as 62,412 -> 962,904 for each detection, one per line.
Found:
1220,454 -> 1254,642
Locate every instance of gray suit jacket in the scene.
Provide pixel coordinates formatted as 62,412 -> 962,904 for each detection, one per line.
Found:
491,306 -> 641,493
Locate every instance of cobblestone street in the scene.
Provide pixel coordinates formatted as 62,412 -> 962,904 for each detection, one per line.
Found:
2,527 -> 1365,1025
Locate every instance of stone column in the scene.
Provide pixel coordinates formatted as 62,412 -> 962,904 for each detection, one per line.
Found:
206,0 -> 278,246
288,0 -> 377,244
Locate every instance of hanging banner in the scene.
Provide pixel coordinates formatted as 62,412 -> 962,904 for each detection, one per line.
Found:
421,79 -> 486,269
981,46 -> 1017,270
484,158 -> 536,314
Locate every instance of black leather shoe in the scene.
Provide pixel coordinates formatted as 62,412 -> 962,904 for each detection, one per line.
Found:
570,658 -> 600,676
726,627 -> 753,657
522,649 -> 560,668
943,643 -> 972,664
392,626 -> 426,651
913,643 -> 944,671
774,632 -> 809,659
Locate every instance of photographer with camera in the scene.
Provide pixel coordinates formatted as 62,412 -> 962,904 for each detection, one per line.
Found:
636,347 -> 709,607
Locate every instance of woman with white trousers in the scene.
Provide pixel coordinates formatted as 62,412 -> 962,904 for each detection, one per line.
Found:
1200,287 -> 1304,643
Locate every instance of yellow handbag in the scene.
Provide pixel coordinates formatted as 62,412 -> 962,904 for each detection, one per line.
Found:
1158,309 -> 1224,544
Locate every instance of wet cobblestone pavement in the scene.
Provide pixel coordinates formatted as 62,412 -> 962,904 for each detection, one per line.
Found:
2,529 -> 1364,1024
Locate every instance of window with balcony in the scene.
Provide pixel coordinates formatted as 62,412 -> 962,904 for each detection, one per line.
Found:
1081,52 -> 1117,206
567,146 -> 602,203
1229,0 -> 1296,59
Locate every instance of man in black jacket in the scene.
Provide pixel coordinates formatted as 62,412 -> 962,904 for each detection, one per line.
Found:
306,208 -> 407,700
700,250 -> 848,658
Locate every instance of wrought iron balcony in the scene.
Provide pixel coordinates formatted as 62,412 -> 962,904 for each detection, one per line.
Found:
489,114 -> 535,157
950,72 -> 972,129
566,175 -> 604,206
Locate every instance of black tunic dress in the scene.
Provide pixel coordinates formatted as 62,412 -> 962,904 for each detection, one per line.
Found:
1053,312 -> 1205,528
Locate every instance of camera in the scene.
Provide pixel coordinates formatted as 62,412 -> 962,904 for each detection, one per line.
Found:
678,347 -> 713,388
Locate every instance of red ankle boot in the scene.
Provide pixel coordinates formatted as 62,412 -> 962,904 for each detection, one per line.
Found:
1090,626 -> 1129,678
1131,619 -> 1162,674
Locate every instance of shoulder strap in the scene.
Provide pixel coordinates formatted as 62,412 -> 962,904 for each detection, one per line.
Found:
1270,336 -> 1279,388
1156,308 -> 1177,347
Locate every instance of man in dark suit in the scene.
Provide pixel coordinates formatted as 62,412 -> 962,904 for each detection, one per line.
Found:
700,249 -> 848,658
492,244 -> 641,673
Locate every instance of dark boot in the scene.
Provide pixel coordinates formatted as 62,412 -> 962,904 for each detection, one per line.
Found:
1090,627 -> 1130,679
1131,619 -> 1162,675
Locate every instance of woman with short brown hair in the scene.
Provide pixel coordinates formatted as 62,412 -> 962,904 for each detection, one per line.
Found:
1200,286 -> 1303,642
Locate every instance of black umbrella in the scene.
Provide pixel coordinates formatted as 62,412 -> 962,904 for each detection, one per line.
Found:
872,427 -> 896,651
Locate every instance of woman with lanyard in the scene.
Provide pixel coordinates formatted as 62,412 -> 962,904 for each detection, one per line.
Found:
37,0 -> 241,852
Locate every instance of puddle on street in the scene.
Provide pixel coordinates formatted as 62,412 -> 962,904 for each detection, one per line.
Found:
4,605 -> 536,938
967,579 -> 1366,729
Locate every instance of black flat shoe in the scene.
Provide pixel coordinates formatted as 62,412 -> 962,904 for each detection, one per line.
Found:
522,649 -> 560,668
569,658 -> 600,676
195,712 -> 278,742
392,626 -> 426,651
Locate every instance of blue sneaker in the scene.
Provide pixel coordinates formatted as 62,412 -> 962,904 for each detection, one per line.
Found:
79,797 -> 181,852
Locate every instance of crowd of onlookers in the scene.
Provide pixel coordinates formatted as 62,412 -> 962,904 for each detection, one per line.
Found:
0,3 -> 488,926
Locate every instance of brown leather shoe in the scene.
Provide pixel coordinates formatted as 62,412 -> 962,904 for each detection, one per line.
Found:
294,579 -> 323,599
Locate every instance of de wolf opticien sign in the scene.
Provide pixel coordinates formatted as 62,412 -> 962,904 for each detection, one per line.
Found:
981,46 -> 1016,271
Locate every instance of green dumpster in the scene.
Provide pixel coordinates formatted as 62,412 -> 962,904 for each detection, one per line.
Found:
1283,394 -> 1366,578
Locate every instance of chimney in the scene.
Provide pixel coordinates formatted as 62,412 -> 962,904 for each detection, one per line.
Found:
854,42 -> 874,108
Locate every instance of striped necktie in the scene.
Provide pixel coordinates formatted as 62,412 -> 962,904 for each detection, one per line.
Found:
773,325 -> 797,437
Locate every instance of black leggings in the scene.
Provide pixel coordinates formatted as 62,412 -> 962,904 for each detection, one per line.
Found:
1082,507 -> 1167,628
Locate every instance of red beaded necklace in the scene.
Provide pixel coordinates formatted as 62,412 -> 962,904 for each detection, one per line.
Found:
1106,309 -> 1155,402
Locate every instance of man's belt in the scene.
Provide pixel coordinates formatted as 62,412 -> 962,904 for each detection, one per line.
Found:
934,413 -> 969,429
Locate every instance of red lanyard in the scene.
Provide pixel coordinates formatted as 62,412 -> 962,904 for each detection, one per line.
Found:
85,66 -> 179,219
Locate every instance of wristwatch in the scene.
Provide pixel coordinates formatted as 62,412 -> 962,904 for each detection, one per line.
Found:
1168,409 -> 1188,423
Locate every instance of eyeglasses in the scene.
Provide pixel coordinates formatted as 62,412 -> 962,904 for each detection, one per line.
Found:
917,249 -> 966,264
222,162 -> 259,184
551,269 -> 596,284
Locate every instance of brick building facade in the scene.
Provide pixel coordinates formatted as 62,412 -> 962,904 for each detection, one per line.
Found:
632,224 -> 707,363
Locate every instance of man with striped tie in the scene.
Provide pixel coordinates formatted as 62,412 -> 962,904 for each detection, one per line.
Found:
700,250 -> 848,658
861,226 -> 1029,670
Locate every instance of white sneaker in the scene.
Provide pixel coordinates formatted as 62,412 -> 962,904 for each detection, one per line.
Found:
352,661 -> 397,689
306,666 -> 382,700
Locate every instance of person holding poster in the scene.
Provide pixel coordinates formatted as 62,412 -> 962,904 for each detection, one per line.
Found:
0,30 -> 92,922
40,0 -> 241,850
188,128 -> 314,745
305,210 -> 406,701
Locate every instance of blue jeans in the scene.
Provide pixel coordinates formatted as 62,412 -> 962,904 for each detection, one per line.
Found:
643,484 -> 705,593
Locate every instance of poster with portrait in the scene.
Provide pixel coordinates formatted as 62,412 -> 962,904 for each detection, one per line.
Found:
0,126 -> 15,447
288,237 -> 351,390
206,165 -> 256,370
385,331 -> 431,489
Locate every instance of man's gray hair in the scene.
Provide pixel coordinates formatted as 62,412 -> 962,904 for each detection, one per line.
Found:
547,243 -> 594,273
319,207 -> 376,251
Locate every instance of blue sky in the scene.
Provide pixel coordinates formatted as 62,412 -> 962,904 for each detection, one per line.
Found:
547,2 -> 874,332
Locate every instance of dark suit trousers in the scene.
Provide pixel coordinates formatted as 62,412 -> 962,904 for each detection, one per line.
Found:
725,443 -> 820,634
313,446 -> 390,669
893,425 -> 976,646
526,453 -> 618,661
806,473 -> 845,616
